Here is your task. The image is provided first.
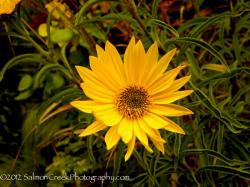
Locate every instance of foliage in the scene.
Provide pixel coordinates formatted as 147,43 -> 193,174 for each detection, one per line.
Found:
0,0 -> 250,186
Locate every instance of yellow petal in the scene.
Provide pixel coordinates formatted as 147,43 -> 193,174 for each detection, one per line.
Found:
134,120 -> 149,146
0,2 -> 16,14
145,48 -> 177,86
124,37 -> 136,83
82,83 -> 114,103
96,43 -> 126,86
141,42 -> 160,86
125,134 -> 135,161
76,62 -> 121,93
139,119 -> 166,143
143,113 -> 169,129
202,64 -> 227,73
151,139 -> 165,154
134,40 -> 146,84
105,125 -> 120,150
157,48 -> 177,74
143,143 -> 154,153
79,121 -> 107,137
94,105 -> 122,126
163,117 -> 185,134
151,129 -> 165,142
75,66 -> 98,84
105,41 -> 126,85
89,56 -> 121,90
118,118 -> 133,143
70,100 -> 95,113
142,143 -> 154,153
81,80 -> 114,97
146,42 -> 158,65
152,90 -> 193,104
150,104 -> 193,116
164,75 -> 191,93
96,44 -> 106,63
147,65 -> 184,94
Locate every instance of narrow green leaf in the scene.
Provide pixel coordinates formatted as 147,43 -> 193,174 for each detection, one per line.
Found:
177,17 -> 208,34
75,0 -> 118,26
181,149 -> 248,166
185,50 -> 202,79
0,54 -> 46,81
33,64 -> 72,89
76,13 -> 137,25
152,0 -> 160,18
199,165 -> 250,179
198,67 -> 250,87
147,19 -> 179,38
226,136 -> 250,162
87,136 -> 96,165
190,12 -> 240,37
164,37 -> 230,72
189,82 -> 246,133
36,87 -> 83,122
112,144 -> 125,187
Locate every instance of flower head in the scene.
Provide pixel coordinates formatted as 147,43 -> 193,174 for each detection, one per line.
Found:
45,0 -> 72,19
0,0 -> 21,15
71,37 -> 193,161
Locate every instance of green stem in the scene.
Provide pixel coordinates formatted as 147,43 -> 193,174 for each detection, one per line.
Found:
12,20 -> 49,57
124,0 -> 153,42
61,44 -> 80,84
56,7 -> 96,54
3,22 -> 15,56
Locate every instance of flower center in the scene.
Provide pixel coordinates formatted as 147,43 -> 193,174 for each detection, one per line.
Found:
116,86 -> 150,120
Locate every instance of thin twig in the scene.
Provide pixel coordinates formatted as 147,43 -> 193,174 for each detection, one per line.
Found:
3,22 -> 15,56
21,18 -> 47,46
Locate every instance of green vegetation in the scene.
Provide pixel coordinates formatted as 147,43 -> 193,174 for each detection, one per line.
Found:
0,0 -> 249,186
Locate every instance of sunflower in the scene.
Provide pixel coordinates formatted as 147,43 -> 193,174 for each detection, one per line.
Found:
0,0 -> 21,15
71,37 -> 193,161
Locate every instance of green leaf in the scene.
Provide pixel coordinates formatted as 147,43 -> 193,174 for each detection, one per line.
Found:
199,165 -> 250,179
226,136 -> 250,162
76,13 -> 137,25
185,50 -> 202,79
177,17 -> 208,34
189,82 -> 247,133
52,73 -> 65,89
152,0 -> 160,18
51,28 -> 74,43
33,64 -> 72,89
18,74 -> 33,91
75,0 -> 118,26
147,19 -> 179,38
37,87 -> 83,122
0,54 -> 46,81
181,149 -> 248,166
234,101 -> 245,114
164,37 -> 230,72
189,12 -> 240,37
112,143 -> 125,186
198,67 -> 250,87
87,136 -> 96,165
14,90 -> 33,100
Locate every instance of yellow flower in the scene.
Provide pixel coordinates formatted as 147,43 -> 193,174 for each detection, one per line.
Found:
0,0 -> 21,15
45,0 -> 72,19
71,37 -> 193,161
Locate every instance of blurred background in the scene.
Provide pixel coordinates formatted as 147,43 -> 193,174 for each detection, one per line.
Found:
0,0 -> 249,186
